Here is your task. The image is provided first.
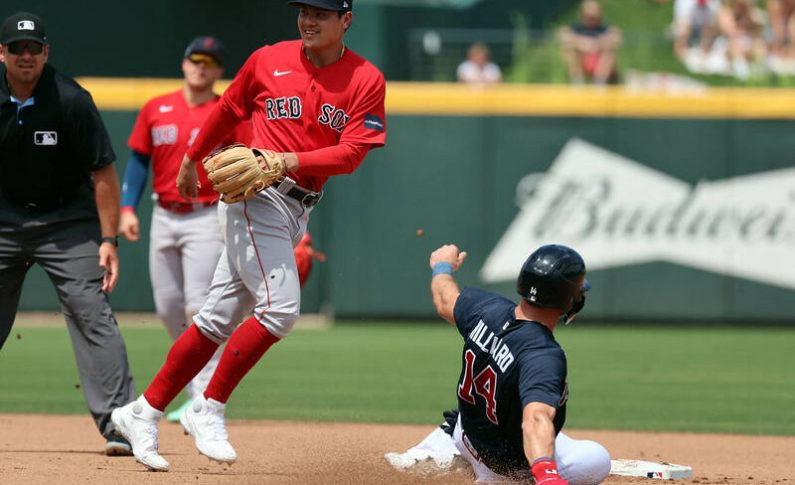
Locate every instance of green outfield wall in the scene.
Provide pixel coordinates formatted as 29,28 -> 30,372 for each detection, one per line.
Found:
16,84 -> 795,323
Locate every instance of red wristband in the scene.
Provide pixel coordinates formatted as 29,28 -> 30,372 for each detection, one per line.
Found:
531,458 -> 569,485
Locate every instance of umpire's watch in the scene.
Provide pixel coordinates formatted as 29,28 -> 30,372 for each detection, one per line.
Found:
101,236 -> 119,247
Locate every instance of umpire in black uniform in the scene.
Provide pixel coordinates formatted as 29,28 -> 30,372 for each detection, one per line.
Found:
0,12 -> 136,455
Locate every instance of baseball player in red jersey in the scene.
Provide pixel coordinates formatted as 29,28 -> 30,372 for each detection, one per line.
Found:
111,0 -> 385,472
119,37 -> 250,423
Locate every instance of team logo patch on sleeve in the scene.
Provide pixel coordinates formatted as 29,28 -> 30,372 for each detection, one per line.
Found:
364,114 -> 384,132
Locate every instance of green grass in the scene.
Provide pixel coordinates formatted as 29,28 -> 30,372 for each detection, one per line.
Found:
1,322 -> 793,435
557,325 -> 795,435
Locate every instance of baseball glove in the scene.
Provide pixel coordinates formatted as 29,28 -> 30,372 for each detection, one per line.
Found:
202,144 -> 286,203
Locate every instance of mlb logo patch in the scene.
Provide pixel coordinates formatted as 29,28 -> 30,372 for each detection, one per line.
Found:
17,20 -> 35,31
34,131 -> 58,146
363,114 -> 384,132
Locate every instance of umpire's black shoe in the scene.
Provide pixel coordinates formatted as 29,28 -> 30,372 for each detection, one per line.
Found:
105,432 -> 134,456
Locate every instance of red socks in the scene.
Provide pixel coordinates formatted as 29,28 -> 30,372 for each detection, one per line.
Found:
204,316 -> 280,404
142,317 -> 279,410
143,324 -> 219,411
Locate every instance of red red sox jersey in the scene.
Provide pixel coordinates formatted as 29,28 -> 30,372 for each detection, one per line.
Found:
128,90 -> 251,204
187,40 -> 386,192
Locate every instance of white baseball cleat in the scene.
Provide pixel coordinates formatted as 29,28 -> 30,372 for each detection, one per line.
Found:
180,395 -> 237,464
110,395 -> 170,472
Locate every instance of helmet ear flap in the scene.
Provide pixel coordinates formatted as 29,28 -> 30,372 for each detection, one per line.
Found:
563,279 -> 590,325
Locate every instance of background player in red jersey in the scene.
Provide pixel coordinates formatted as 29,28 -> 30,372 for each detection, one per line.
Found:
111,0 -> 385,472
408,243 -> 611,485
294,231 -> 326,288
119,37 -> 246,423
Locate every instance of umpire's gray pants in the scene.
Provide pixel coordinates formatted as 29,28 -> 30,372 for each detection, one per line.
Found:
0,218 -> 136,439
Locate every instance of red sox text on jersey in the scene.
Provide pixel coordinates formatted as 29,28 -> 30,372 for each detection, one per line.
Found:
265,97 -> 349,134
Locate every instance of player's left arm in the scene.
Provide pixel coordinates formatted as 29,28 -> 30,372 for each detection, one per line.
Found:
523,402 -> 569,485
519,350 -> 569,485
285,142 -> 370,176
429,244 -> 468,325
522,402 -> 557,461
291,71 -> 386,175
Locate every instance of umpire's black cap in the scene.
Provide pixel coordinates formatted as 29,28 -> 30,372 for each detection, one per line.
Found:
1,12 -> 47,45
288,0 -> 353,12
184,36 -> 225,66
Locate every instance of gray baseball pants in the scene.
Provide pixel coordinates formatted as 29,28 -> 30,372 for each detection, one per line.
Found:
149,204 -> 223,398
0,218 -> 136,439
194,188 -> 310,343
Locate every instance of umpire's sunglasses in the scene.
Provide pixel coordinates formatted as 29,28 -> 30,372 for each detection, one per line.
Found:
5,40 -> 45,56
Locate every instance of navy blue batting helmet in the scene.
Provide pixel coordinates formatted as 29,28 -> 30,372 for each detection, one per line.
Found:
516,244 -> 588,315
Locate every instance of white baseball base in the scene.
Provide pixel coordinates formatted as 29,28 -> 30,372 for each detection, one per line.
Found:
610,459 -> 693,479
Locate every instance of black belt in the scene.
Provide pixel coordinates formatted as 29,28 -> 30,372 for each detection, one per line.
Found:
271,178 -> 322,208
6,196 -> 68,214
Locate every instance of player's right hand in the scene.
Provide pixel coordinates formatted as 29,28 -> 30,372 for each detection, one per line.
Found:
176,155 -> 200,201
429,244 -> 467,271
119,211 -> 140,242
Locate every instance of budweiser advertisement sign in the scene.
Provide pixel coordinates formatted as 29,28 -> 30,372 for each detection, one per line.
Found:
481,139 -> 795,290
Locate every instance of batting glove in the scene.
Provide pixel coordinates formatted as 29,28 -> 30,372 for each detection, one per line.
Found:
531,458 -> 569,485
440,408 -> 459,437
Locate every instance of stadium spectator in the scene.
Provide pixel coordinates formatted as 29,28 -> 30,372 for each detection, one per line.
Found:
559,0 -> 622,85
456,42 -> 502,85
767,0 -> 795,73
716,0 -> 766,80
673,0 -> 720,65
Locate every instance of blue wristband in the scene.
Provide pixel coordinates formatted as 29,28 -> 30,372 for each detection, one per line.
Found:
432,262 -> 453,276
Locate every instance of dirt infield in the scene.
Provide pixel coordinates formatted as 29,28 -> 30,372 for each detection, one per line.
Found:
0,415 -> 792,484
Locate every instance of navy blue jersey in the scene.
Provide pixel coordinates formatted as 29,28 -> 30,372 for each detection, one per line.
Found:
453,287 -> 568,475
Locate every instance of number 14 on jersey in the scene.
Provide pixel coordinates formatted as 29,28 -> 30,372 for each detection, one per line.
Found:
458,349 -> 499,425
